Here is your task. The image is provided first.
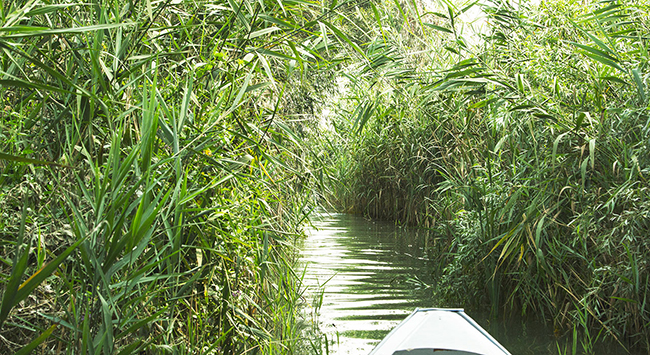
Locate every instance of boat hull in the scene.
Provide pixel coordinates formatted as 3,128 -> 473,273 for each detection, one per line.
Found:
369,308 -> 511,355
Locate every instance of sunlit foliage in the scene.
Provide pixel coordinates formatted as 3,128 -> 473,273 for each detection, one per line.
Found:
325,0 -> 650,352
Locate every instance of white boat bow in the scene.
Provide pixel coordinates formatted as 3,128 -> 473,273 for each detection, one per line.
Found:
368,308 -> 511,355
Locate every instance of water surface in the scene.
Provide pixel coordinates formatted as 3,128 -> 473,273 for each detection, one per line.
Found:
300,213 -> 435,354
300,212 -> 639,355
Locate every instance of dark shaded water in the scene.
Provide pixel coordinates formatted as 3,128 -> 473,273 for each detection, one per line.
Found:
301,213 -> 638,355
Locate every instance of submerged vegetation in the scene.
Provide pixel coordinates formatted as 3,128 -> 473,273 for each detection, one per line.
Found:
324,0 -> 650,353
1,0 -> 648,353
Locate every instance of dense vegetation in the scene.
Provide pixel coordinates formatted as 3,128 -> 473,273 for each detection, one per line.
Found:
0,0 -> 345,353
324,0 -> 649,353
2,0 -> 649,354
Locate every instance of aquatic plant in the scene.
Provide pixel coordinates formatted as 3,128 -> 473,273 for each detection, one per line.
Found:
324,0 -> 650,352
0,0 -> 354,352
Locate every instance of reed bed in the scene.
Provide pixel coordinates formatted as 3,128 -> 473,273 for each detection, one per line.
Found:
324,0 -> 650,353
0,0 -> 351,353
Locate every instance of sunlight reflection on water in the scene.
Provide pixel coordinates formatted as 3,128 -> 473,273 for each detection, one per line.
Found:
301,213 -> 431,354
299,213 -> 640,355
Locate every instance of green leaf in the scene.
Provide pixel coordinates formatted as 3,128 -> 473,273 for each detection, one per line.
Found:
423,23 -> 453,33
370,2 -> 386,42
354,101 -> 375,134
0,151 -> 71,168
589,138 -> 596,170
0,79 -> 75,95
510,104 -> 535,112
179,73 -> 194,134
582,29 -> 617,56
448,5 -> 455,31
25,4 -> 78,16
610,297 -> 638,303
117,308 -> 167,339
257,52 -> 276,87
600,75 -> 628,85
320,20 -> 364,55
229,61 -> 257,113
1,45 -> 103,109
0,201 -> 30,328
552,132 -> 568,166
434,77 -> 514,92
535,215 -> 546,248
98,293 -> 114,353
458,1 -> 479,16
255,48 -> 297,61
571,42 -> 618,62
494,134 -> 509,153
581,3 -> 623,22
581,157 -> 589,187
2,23 -> 133,38
444,46 -> 458,54
0,26 -> 49,33
516,73 -> 525,93
249,26 -> 281,39
632,69 -> 646,102
14,324 -> 57,355
575,112 -> 585,131
115,341 -> 145,355
258,15 -> 297,29
576,48 -> 626,73
13,236 -> 88,320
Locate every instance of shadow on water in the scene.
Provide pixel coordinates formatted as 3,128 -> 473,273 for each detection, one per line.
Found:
300,212 -> 639,355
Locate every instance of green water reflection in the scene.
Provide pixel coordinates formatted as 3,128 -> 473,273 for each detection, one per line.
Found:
301,213 -> 436,353
301,213 -> 638,355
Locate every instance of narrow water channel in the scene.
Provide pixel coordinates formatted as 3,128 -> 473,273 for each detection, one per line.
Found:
301,212 -> 433,354
300,212 -> 639,355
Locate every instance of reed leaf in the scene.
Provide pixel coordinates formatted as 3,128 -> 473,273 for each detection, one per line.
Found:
13,325 -> 57,355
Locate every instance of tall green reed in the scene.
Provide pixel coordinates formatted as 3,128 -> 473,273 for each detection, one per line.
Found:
323,0 -> 650,352
0,0 -> 356,352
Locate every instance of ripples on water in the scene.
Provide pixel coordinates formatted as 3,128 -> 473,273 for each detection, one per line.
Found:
300,212 -> 640,355
301,213 -> 433,354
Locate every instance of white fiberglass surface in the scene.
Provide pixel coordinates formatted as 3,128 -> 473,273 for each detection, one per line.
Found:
369,310 -> 510,355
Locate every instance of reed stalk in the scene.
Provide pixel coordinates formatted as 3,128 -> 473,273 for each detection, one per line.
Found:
323,0 -> 650,352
